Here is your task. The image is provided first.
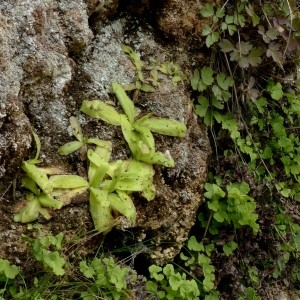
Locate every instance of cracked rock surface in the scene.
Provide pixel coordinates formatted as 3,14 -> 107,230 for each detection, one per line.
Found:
0,0 -> 210,266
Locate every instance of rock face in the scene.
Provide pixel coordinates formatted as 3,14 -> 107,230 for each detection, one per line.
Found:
0,0 -> 210,265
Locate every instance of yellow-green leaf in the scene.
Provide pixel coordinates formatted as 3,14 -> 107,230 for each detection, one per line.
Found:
49,175 -> 89,189
70,116 -> 83,142
89,187 -> 114,233
109,191 -> 136,225
32,131 -> 41,161
52,186 -> 89,205
38,193 -> 64,209
80,100 -> 121,126
22,162 -> 53,194
138,117 -> 187,137
120,114 -> 140,156
14,194 -> 41,223
58,141 -> 83,156
112,83 -> 136,124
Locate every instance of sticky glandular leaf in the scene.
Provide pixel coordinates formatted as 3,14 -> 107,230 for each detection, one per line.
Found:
32,131 -> 41,161
80,100 -> 121,126
109,191 -> 136,225
141,84 -> 155,92
142,182 -> 156,201
14,194 -> 41,223
140,151 -> 175,167
22,162 -> 53,195
114,171 -> 148,191
120,114 -> 140,156
137,117 -> 187,137
112,83 -> 136,124
133,124 -> 155,155
69,116 -> 83,142
89,162 -> 110,188
22,177 -> 40,196
87,149 -> 103,167
89,187 -> 114,233
52,186 -> 88,205
49,175 -> 89,189
94,142 -> 112,162
104,160 -> 123,193
58,141 -> 83,156
38,194 -> 64,209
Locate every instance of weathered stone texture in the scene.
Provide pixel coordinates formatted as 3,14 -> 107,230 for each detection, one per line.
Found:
0,0 -> 210,265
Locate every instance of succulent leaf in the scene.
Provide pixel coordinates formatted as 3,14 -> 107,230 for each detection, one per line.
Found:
112,83 -> 136,124
22,162 -> 53,194
80,100 -> 121,126
58,141 -> 83,156
89,187 -> 114,233
138,117 -> 187,137
109,191 -> 136,225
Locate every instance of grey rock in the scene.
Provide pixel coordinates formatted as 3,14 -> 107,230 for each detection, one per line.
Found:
0,0 -> 210,266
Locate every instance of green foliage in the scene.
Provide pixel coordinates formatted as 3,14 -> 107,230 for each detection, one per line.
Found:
79,257 -> 135,299
15,45 -> 187,234
238,287 -> 261,300
146,263 -> 200,299
22,227 -> 66,276
0,260 -> 19,281
204,181 -> 259,234
81,82 -> 186,167
122,45 -> 184,91
193,2 -> 300,297
192,67 -> 233,126
176,235 -> 221,299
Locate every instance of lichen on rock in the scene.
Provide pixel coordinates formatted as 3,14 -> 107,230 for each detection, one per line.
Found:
0,0 -> 211,266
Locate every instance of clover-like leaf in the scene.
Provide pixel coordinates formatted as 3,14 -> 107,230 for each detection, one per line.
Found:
200,4 -> 214,18
247,47 -> 263,67
80,100 -> 121,126
266,42 -> 284,67
0,260 -> 19,279
216,73 -> 234,90
201,67 -> 214,86
219,39 -> 235,53
195,96 -> 209,118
